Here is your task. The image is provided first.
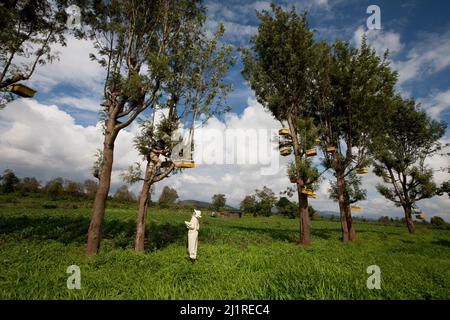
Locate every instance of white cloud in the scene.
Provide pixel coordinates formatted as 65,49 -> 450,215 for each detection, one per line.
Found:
1,98 -> 448,221
392,31 -> 450,85
0,99 -> 139,189
353,26 -> 403,57
26,35 -> 105,94
419,88 -> 450,119
48,95 -> 102,113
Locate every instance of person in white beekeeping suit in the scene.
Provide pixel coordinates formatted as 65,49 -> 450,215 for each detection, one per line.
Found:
185,209 -> 201,262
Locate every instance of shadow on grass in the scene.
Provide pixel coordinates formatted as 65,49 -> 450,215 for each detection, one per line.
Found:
225,225 -> 343,242
431,239 -> 450,248
0,215 -> 186,251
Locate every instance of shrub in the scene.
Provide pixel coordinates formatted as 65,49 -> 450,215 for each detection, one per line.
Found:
430,216 -> 446,227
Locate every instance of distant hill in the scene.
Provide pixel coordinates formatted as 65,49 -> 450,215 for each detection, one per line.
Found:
178,199 -> 239,211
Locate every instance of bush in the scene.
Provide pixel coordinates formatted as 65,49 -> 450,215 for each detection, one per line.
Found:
430,216 -> 446,227
42,203 -> 58,209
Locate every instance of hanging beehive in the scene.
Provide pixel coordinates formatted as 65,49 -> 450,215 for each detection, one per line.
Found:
9,84 -> 37,98
279,141 -> 292,149
416,213 -> 427,220
174,161 -> 195,168
280,148 -> 292,157
327,146 -> 337,153
351,206 -> 362,212
306,149 -> 317,157
279,129 -> 290,136
300,188 -> 315,196
357,168 -> 369,174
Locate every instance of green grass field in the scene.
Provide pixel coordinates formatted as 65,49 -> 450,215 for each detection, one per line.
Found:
0,196 -> 449,300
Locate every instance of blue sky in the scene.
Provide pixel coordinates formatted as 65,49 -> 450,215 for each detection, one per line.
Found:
28,0 -> 450,129
1,0 -> 450,220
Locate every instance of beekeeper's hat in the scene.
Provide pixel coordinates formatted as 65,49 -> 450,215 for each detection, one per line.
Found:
193,209 -> 202,219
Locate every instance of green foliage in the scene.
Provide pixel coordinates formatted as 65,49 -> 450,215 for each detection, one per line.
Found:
438,181 -> 450,198
158,186 -> 178,208
276,197 -> 297,219
370,97 -> 447,209
83,179 -> 98,200
430,216 -> 445,227
239,195 -> 257,215
241,3 -> 317,121
45,178 -> 64,201
0,169 -> 20,194
16,177 -> 40,193
329,172 -> 367,205
211,194 -> 226,211
113,185 -> 136,203
254,186 -> 277,217
0,0 -> 82,105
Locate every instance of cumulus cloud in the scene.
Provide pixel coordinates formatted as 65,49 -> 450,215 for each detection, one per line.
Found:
391,31 -> 450,85
353,26 -> 404,57
419,88 -> 450,119
26,35 -> 105,95
0,99 -> 139,188
1,96 -> 448,221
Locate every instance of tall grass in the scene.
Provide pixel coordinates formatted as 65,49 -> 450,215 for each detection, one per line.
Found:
0,200 -> 449,299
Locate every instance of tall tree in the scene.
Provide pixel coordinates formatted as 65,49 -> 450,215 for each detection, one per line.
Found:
120,11 -> 234,252
254,186 -> 277,217
158,186 -> 178,208
0,169 -> 20,193
212,194 -> 226,211
0,0 -> 85,106
370,96 -> 447,233
113,185 -> 135,203
241,4 -> 322,244
313,39 -> 397,241
329,172 -> 367,217
240,195 -> 257,215
85,0 -> 209,255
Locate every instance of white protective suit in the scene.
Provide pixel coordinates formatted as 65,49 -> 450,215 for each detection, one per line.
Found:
185,209 -> 201,260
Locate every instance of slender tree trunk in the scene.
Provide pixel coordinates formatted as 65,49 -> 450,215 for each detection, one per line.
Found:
402,204 -> 416,234
86,129 -> 116,255
336,172 -> 349,242
297,189 -> 311,245
346,205 -> 356,241
287,112 -> 311,245
135,159 -> 156,252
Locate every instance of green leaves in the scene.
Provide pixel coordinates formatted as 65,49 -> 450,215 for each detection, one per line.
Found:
242,3 -> 316,120
370,96 -> 446,207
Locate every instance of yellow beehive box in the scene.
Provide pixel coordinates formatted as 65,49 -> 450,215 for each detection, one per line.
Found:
10,84 -> 37,98
279,129 -> 290,136
306,149 -> 317,157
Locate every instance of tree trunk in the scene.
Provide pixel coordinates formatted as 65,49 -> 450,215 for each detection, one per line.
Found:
403,204 -> 416,234
135,159 -> 156,252
86,130 -> 115,256
336,172 -> 350,242
346,205 -> 356,241
287,112 -> 311,245
297,188 -> 311,245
